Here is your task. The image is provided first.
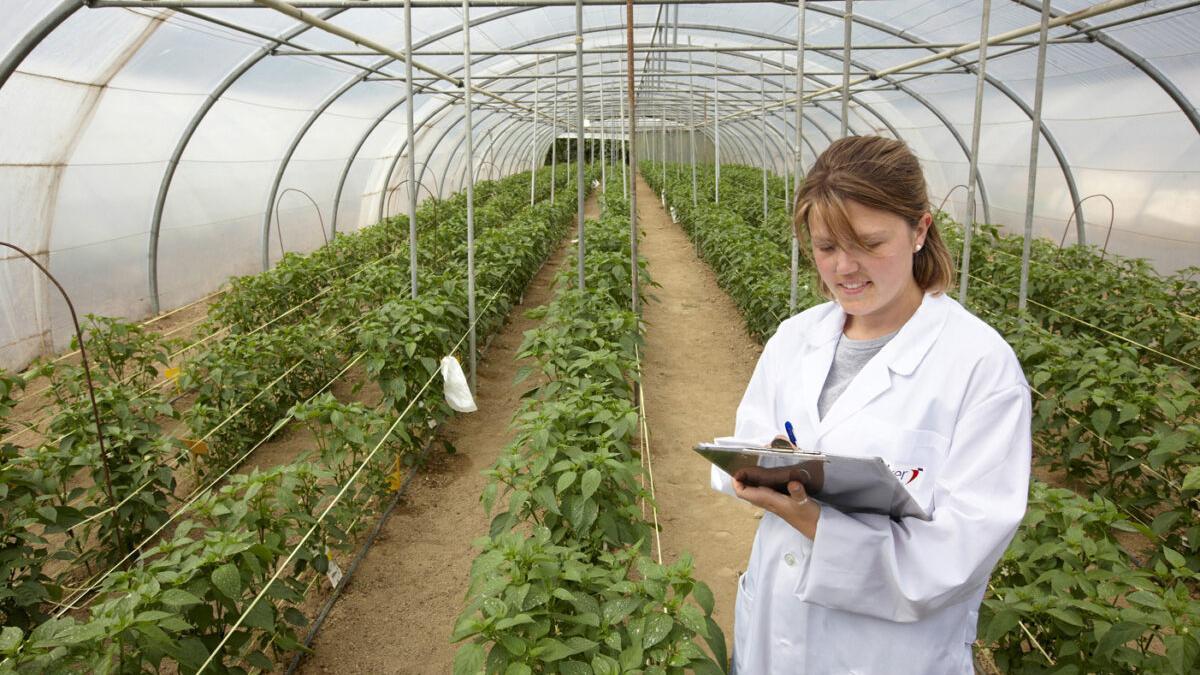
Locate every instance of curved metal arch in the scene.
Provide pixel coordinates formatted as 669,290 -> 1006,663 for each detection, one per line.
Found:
376,20 -> 897,205
444,51 -> 970,232
440,110 -> 516,197
440,52 -> 903,201
636,23 -> 994,221
500,75 -> 826,170
334,17 -> 949,240
145,8 -> 347,313
418,22 -> 941,185
434,54 -> 862,178
268,5 -> 547,255
794,3 -> 1073,229
0,1 -> 82,91
438,22 -> 896,140
1007,0 -> 1199,135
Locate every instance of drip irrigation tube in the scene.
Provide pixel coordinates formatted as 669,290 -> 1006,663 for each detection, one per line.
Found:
282,433 -> 437,675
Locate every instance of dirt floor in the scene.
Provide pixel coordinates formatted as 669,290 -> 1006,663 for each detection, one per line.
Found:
296,194 -> 602,674
633,175 -> 762,646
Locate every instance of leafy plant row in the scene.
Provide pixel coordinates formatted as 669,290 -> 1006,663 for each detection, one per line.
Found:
642,162 -> 1200,674
0,165 -> 591,673
452,178 -> 728,675
936,222 -> 1200,557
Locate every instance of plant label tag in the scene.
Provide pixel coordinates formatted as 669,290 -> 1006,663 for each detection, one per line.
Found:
326,558 -> 344,589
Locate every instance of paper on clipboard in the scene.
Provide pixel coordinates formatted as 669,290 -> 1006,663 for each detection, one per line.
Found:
696,439 -> 931,521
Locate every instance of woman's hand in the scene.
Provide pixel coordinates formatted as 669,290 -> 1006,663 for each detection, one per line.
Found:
733,476 -> 821,540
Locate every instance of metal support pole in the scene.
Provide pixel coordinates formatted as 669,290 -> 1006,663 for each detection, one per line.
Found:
841,0 -> 852,137
405,0 -> 419,298
551,54 -> 558,202
575,0 -> 586,290
600,53 -> 607,197
760,54 -> 769,223
714,76 -> 721,204
462,0 -> 477,391
531,55 -> 539,205
627,0 -> 639,314
689,40 -> 697,208
620,65 -> 628,200
1019,0 -> 1051,315
958,0 -> 992,304
792,0 -> 806,314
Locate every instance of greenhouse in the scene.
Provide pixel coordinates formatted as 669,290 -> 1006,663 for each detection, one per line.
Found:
1,0 -> 1198,672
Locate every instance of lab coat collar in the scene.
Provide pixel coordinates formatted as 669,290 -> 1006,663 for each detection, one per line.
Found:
801,292 -> 952,440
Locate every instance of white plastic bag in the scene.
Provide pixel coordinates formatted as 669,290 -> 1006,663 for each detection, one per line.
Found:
440,355 -> 477,412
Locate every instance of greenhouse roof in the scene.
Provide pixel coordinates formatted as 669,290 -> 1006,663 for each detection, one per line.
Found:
2,0 -> 1199,370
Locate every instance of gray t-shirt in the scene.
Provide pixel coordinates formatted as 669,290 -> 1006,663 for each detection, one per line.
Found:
817,329 -> 899,420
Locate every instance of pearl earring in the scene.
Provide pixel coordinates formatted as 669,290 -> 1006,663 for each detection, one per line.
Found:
915,244 -> 923,252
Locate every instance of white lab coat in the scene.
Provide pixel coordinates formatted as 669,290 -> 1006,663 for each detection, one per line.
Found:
713,292 -> 1031,675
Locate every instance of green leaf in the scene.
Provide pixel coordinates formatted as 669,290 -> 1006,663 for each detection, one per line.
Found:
643,612 -> 673,649
982,609 -> 1021,643
560,661 -> 591,675
692,582 -> 715,616
0,626 -> 24,652
499,634 -> 527,656
1046,607 -> 1084,628
495,614 -> 535,630
211,563 -> 242,600
557,471 -> 577,494
539,636 -> 597,662
1096,621 -> 1145,656
1125,590 -> 1164,610
1182,466 -> 1200,493
242,598 -> 275,631
161,588 -> 204,607
592,654 -> 620,675
454,642 -> 486,675
580,468 -> 602,500
1090,409 -> 1112,437
247,651 -> 274,671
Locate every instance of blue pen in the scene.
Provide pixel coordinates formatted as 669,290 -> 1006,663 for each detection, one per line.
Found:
784,420 -> 797,445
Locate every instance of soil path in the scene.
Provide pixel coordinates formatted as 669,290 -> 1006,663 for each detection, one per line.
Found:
633,174 -> 762,649
298,193 -> 601,674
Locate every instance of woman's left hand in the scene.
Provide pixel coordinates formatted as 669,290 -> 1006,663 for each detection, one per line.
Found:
733,476 -> 821,540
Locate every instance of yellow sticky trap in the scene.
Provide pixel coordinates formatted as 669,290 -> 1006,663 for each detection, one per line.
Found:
185,439 -> 209,457
164,366 -> 181,388
387,458 -> 405,492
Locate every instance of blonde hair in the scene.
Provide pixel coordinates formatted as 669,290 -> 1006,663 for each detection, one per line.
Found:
795,135 -> 954,297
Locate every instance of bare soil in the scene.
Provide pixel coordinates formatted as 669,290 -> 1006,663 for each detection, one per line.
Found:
632,175 -> 762,646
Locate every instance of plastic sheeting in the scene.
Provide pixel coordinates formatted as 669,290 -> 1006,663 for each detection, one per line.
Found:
1,0 -> 1198,371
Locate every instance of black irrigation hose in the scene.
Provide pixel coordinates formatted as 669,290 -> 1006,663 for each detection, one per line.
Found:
284,433 -> 437,675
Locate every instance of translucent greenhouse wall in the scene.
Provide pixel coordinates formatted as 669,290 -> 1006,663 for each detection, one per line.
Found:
2,0 -> 1198,371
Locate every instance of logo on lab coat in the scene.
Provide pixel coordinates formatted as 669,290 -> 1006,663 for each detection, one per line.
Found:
892,466 -> 925,485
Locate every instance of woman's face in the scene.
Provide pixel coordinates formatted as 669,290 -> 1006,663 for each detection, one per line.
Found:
809,199 -> 929,334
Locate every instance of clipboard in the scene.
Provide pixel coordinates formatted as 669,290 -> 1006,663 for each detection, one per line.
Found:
695,442 -> 931,521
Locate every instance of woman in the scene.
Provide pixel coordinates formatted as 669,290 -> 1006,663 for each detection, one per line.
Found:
712,135 -> 1031,674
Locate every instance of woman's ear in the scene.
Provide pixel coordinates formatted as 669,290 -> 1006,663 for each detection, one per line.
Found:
914,212 -> 932,250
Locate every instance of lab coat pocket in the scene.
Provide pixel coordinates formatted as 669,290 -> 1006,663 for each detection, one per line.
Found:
864,417 -> 949,515
733,571 -> 756,665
